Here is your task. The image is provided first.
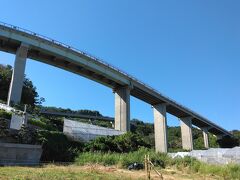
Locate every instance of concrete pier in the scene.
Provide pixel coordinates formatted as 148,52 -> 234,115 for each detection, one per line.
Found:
7,43 -> 28,106
114,86 -> 130,132
153,103 -> 168,153
180,117 -> 193,150
202,127 -> 210,149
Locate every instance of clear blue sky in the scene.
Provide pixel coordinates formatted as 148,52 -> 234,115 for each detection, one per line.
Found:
0,0 -> 239,130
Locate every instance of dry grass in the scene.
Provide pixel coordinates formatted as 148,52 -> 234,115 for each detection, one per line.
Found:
0,164 -> 223,180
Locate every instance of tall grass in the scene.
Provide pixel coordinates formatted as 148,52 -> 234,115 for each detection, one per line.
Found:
75,148 -> 170,168
75,148 -> 240,179
197,163 -> 240,179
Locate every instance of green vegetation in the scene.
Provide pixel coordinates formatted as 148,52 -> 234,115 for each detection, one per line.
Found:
41,106 -> 103,117
232,130 -> 240,145
0,63 -> 239,150
0,117 -> 82,162
37,130 -> 83,162
131,119 -> 219,150
84,132 -> 150,153
0,165 -> 130,180
0,109 -> 11,119
0,64 -> 44,107
0,151 -> 239,180
18,126 -> 83,162
0,65 -> 12,104
76,148 -> 167,168
28,116 -> 63,131
0,63 -> 240,179
1,106 -> 239,163
75,148 -> 240,179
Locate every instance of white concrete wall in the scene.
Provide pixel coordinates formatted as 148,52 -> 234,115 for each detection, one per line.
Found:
0,103 -> 15,112
63,119 -> 124,142
169,147 -> 240,165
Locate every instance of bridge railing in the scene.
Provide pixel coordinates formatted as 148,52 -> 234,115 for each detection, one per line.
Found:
0,22 -> 180,105
0,21 -> 231,135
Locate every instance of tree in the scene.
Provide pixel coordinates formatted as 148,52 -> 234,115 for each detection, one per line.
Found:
0,65 -> 12,102
0,64 -> 43,107
232,130 -> 240,145
84,132 -> 151,153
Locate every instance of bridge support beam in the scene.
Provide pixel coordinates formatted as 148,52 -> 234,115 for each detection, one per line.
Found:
7,43 -> 28,106
153,103 -> 168,153
114,86 -> 130,132
180,117 -> 193,151
202,127 -> 210,149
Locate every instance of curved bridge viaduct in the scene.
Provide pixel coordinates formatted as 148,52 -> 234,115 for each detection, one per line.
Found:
0,22 -> 232,153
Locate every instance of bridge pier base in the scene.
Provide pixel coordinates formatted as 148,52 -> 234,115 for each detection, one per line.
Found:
7,43 -> 28,106
153,103 -> 168,153
202,128 -> 210,149
180,117 -> 193,151
114,87 -> 130,132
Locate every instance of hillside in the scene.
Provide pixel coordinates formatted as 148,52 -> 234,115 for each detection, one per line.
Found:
1,63 -> 239,148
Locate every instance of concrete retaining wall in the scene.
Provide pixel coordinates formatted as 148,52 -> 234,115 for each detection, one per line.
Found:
0,143 -> 42,166
63,119 -> 124,142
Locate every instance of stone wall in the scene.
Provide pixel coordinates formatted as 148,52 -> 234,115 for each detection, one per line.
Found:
0,143 -> 42,165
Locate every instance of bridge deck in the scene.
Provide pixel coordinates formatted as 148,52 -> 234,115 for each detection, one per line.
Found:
41,111 -> 114,122
0,22 -> 232,137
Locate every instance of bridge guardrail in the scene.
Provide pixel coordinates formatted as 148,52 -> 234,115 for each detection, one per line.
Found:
0,21 -> 231,135
0,21 -> 171,98
0,22 -> 198,113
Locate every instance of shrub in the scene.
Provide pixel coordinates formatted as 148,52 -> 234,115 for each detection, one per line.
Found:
0,118 -> 10,137
76,147 -> 170,168
28,118 -> 58,131
17,125 -> 38,144
36,130 -> 83,162
169,156 -> 201,172
0,109 -> 11,119
217,136 -> 239,148
84,132 -> 150,153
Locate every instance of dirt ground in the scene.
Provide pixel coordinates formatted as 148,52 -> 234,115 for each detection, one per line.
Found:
76,164 -> 220,180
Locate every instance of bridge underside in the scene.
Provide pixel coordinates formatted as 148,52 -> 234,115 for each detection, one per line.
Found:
0,37 -> 120,88
0,35 -> 229,136
0,23 -> 234,154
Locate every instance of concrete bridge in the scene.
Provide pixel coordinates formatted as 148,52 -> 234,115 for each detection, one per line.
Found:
40,110 -> 115,122
0,22 -> 232,153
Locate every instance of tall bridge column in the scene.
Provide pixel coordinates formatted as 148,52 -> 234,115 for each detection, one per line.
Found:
114,86 -> 130,132
7,43 -> 29,106
202,127 -> 210,149
180,117 -> 193,150
153,103 -> 168,153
